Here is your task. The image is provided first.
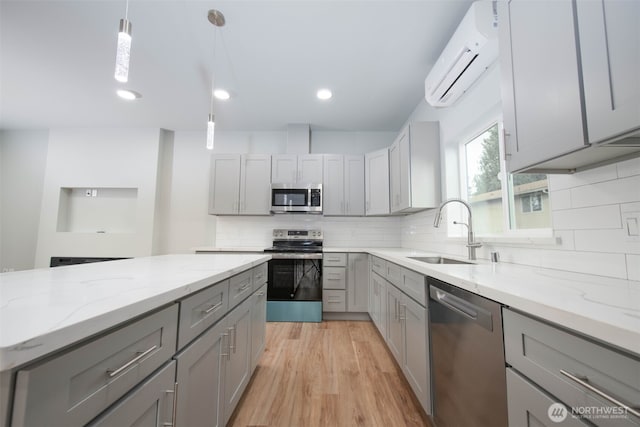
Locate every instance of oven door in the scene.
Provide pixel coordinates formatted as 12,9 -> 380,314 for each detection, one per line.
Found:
267,257 -> 322,301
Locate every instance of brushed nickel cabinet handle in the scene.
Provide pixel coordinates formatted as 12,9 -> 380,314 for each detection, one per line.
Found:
559,370 -> 640,418
202,301 -> 223,314
107,345 -> 158,378
162,382 -> 179,427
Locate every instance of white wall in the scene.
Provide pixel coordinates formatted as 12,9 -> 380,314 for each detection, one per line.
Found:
34,128 -> 163,268
0,130 -> 49,271
401,65 -> 640,281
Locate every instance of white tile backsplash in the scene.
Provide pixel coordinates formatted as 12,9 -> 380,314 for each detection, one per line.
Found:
552,205 -> 621,230
616,157 -> 640,179
569,175 -> 640,208
215,215 -> 402,248
402,161 -> 640,280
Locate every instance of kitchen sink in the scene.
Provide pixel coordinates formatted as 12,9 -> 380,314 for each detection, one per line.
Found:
408,256 -> 474,265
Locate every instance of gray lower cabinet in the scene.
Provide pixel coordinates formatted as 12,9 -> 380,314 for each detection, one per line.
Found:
370,257 -> 431,415
506,368 -> 590,427
504,309 -> 640,427
224,295 -> 253,424
369,270 -> 387,337
386,283 -> 404,365
347,253 -> 369,312
250,283 -> 267,372
87,361 -> 177,427
323,253 -> 369,314
10,304 -> 179,427
174,320 -> 226,427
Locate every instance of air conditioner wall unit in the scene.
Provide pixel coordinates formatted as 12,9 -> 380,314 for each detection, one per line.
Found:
425,1 -> 498,108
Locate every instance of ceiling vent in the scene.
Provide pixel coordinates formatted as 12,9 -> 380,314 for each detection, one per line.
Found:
424,1 -> 498,108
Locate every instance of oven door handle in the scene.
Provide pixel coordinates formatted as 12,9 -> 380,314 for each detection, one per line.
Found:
267,253 -> 323,260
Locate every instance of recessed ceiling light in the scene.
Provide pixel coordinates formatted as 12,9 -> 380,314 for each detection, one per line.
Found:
317,89 -> 332,100
116,89 -> 141,100
214,89 -> 230,100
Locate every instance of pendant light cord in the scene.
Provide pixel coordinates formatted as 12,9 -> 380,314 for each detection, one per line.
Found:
125,0 -> 129,20
209,28 -> 217,115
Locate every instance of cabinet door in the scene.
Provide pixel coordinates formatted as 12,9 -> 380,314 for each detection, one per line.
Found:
323,155 -> 345,215
347,253 -> 369,312
369,271 -> 386,337
506,369 -> 590,427
365,148 -> 390,215
271,155 -> 297,184
577,0 -> 640,143
402,296 -> 430,414
240,155 -> 271,215
298,154 -> 323,183
174,321 -> 226,427
87,361 -> 176,427
397,128 -> 411,211
344,155 -> 365,216
250,284 -> 267,373
498,0 -> 586,173
209,154 -> 241,214
385,284 -> 404,365
224,297 -> 252,424
389,139 -> 401,212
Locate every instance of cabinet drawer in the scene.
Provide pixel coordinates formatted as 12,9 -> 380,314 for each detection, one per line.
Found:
371,256 -> 386,277
178,280 -> 229,349
12,304 -> 178,427
229,270 -> 253,309
252,263 -> 268,291
323,267 -> 346,289
386,262 -> 402,287
323,253 -> 347,267
87,360 -> 176,427
506,368 -> 590,427
401,268 -> 426,306
323,290 -> 346,312
504,309 -> 640,426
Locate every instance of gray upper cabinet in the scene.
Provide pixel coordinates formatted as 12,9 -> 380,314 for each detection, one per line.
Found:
271,154 -> 323,184
498,0 -> 640,173
323,155 -> 365,216
389,122 -> 441,214
209,154 -> 242,215
499,0 -> 587,173
365,148 -> 390,215
577,0 -> 640,143
209,154 -> 271,215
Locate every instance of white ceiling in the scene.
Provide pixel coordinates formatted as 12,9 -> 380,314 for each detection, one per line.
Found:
0,0 -> 473,132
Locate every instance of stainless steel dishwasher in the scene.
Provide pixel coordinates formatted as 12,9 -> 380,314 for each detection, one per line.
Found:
428,277 -> 508,427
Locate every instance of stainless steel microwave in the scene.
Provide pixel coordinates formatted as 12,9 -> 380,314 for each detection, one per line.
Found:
270,184 -> 322,214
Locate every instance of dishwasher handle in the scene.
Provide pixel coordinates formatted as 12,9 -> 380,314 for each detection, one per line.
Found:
430,285 -> 494,332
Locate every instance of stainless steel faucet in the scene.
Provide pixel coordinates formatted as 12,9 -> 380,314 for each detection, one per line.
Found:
433,198 -> 482,261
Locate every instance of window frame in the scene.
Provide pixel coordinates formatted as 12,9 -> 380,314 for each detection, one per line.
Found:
456,119 -> 553,240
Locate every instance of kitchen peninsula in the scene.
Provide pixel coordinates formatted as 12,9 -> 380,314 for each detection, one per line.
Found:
0,253 -> 270,427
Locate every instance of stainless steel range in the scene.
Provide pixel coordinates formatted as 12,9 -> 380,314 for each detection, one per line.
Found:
263,229 -> 323,322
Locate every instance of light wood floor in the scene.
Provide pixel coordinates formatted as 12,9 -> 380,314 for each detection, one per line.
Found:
228,321 -> 432,427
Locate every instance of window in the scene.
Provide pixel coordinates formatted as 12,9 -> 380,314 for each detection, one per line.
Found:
461,122 -> 551,236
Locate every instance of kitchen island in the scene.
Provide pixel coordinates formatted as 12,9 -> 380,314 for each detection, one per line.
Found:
0,253 -> 270,427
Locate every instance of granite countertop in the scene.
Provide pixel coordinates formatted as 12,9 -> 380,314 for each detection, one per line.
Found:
0,253 -> 270,371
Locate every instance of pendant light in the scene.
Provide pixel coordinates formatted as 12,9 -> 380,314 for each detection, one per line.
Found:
206,9 -> 225,150
114,0 -> 132,83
